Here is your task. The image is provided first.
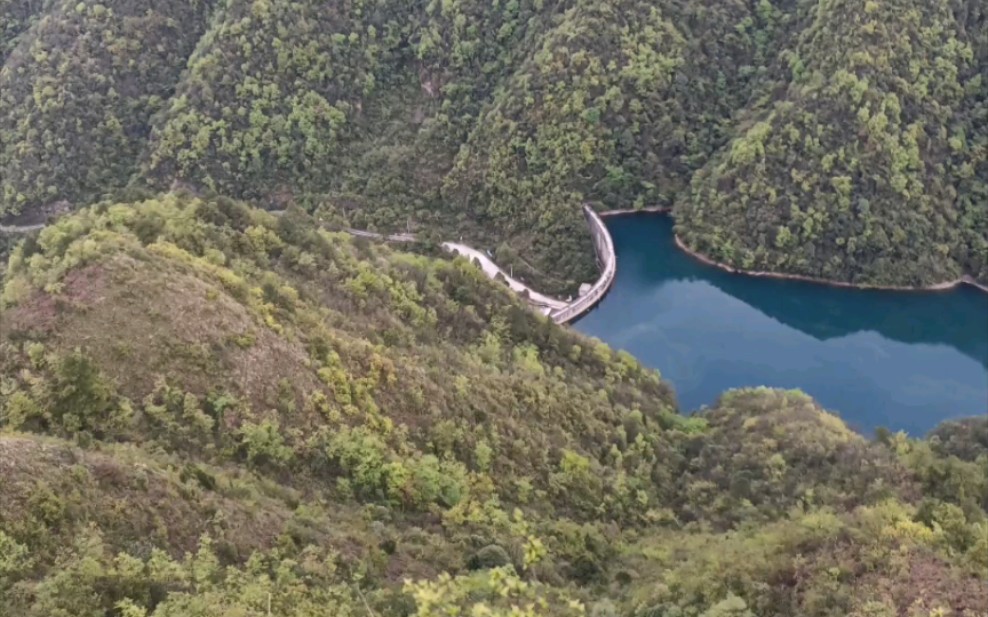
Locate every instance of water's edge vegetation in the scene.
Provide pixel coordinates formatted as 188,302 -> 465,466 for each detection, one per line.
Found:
602,210 -> 988,297
576,213 -> 988,436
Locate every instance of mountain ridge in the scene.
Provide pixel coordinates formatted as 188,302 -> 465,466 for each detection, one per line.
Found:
1,0 -> 984,293
0,194 -> 986,615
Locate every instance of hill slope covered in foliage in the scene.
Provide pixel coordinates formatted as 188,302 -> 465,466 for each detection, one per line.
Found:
1,0 -> 985,291
0,195 -> 986,615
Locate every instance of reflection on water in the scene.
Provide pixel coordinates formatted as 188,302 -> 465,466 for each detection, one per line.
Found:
575,215 -> 988,436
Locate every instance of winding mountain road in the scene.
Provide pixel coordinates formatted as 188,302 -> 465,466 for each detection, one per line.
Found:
0,223 -> 44,233
0,205 -> 617,324
441,242 -> 568,311
341,207 -> 617,323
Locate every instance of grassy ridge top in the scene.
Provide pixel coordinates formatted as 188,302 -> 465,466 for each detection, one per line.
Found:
0,195 -> 986,615
1,0 -> 985,291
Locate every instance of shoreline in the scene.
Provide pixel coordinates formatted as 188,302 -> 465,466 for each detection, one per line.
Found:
600,206 -> 672,217
596,208 -> 987,295
672,233 -> 988,295
4,205 -> 985,298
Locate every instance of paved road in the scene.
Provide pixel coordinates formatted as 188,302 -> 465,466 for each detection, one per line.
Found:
346,228 -> 416,243
335,226 -> 569,311
0,208 -> 611,322
442,242 -> 568,310
0,224 -> 44,233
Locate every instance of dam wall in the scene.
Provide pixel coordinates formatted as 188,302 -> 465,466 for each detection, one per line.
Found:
551,205 -> 616,324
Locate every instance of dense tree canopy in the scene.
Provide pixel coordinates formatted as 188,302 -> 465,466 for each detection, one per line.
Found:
677,0 -> 988,286
0,0 -> 216,214
1,0 -> 984,291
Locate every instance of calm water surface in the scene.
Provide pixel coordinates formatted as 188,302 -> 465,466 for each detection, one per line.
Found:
575,215 -> 988,435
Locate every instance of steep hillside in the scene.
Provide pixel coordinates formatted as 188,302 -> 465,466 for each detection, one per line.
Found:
140,0 -> 391,204
676,0 -> 988,286
1,0 -> 984,292
0,0 -> 216,215
0,0 -> 57,60
1,196 -> 986,615
435,0 -> 775,285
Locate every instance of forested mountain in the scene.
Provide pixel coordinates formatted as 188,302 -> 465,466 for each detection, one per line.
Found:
677,0 -> 988,285
1,1 -> 986,612
1,0 -> 985,291
1,195 -> 986,615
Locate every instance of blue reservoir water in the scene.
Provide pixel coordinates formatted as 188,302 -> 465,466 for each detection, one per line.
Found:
575,215 -> 988,436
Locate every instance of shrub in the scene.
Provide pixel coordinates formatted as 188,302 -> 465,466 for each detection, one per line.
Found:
468,544 -> 512,570
239,419 -> 293,468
